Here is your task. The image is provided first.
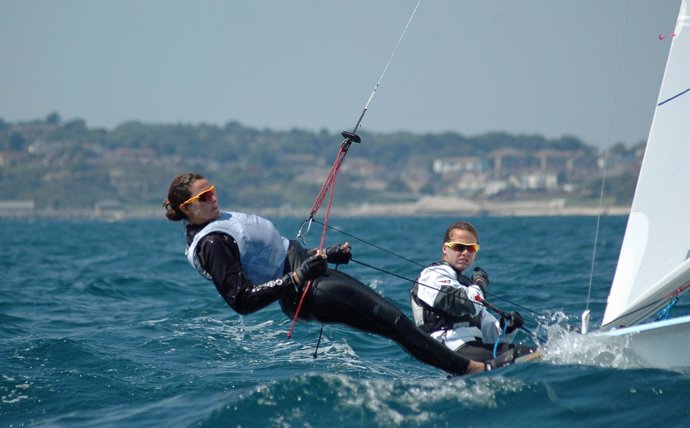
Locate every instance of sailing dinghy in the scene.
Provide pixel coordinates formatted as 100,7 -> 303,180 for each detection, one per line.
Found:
583,0 -> 690,370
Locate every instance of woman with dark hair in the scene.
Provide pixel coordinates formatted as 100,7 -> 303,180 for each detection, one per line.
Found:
164,173 -> 485,375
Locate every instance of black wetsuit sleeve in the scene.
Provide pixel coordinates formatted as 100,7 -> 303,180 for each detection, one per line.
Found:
197,232 -> 294,315
431,285 -> 477,319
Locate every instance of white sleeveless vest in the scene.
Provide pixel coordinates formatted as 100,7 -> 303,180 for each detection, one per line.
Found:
185,211 -> 290,284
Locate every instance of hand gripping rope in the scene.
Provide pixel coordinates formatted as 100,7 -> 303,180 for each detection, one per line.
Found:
287,1 -> 423,338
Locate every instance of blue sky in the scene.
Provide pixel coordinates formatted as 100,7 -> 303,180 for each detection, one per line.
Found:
0,0 -> 681,148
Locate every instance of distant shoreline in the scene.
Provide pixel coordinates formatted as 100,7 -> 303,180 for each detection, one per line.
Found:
0,197 -> 630,220
259,196 -> 630,218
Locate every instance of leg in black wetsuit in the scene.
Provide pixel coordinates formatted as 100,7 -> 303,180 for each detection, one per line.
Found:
280,242 -> 471,375
310,270 -> 473,375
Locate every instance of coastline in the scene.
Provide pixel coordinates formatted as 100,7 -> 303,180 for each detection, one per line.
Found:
0,196 -> 630,220
259,196 -> 630,218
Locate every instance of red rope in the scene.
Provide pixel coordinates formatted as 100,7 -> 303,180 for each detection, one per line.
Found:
287,146 -> 345,338
308,144 -> 347,219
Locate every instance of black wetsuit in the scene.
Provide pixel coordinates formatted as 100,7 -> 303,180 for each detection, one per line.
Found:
187,223 -> 474,375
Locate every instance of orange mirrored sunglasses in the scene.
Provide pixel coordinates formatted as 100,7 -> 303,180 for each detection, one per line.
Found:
180,185 -> 215,206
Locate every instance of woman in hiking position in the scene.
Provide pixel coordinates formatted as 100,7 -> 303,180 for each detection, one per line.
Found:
165,173 -> 484,375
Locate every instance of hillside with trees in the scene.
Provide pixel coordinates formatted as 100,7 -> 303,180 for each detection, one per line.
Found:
0,113 -> 643,217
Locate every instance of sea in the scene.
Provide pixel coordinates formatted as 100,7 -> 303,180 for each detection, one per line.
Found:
2,215 -> 689,428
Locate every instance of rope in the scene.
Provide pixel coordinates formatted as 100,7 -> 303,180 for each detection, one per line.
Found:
658,87 -> 690,106
321,220 -> 542,318
288,1 -> 423,338
311,219 -> 430,269
493,322 -> 510,358
305,138 -> 352,222
585,148 -> 608,311
656,295 -> 680,321
350,0 -> 422,137
313,325 -> 325,359
603,284 -> 690,328
351,258 -> 542,318
287,164 -> 340,338
360,256 -> 547,347
584,0 -> 629,313
296,0 -> 422,236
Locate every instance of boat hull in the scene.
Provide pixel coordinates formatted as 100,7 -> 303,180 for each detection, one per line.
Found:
594,314 -> 690,370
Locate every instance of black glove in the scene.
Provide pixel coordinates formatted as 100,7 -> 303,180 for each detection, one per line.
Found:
294,254 -> 327,284
471,266 -> 490,294
325,243 -> 351,265
500,311 -> 524,333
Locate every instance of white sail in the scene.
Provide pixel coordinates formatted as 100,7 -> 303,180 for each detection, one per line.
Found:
602,0 -> 690,328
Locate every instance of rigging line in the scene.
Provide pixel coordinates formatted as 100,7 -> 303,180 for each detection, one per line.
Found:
658,87 -> 690,106
297,0 -> 422,234
288,169 -> 341,339
315,218 -> 544,316
586,149 -> 608,311
357,256 -> 544,346
656,295 -> 680,321
311,218 -> 425,268
603,283 -> 690,328
493,322 -> 510,359
319,171 -> 339,250
350,258 -> 492,313
585,0 -> 630,311
350,258 -> 542,317
349,0 -> 423,137
290,1 -> 422,337
308,144 -> 346,221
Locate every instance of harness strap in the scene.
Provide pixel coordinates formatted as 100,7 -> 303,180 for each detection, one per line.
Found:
411,292 -> 444,333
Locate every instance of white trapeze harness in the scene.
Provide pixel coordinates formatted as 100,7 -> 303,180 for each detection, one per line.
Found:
413,263 -> 514,351
186,211 -> 290,285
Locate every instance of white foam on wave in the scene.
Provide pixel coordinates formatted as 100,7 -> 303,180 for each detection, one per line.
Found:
1,374 -> 32,405
536,312 -> 644,369
314,373 -> 528,426
227,372 -> 531,427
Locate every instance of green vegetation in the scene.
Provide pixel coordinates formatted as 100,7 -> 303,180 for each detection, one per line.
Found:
0,113 -> 642,213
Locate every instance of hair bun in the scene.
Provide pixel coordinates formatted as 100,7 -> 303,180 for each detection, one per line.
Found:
163,199 -> 184,221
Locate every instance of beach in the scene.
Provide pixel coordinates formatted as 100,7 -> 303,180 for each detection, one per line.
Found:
259,196 -> 630,218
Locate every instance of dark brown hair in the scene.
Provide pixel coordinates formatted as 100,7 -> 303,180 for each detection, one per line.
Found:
443,221 -> 479,244
163,173 -> 204,221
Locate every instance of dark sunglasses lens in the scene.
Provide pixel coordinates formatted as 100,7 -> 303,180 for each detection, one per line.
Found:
198,189 -> 214,202
452,244 -> 476,253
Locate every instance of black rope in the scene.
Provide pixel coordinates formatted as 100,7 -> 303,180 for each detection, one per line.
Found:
351,258 -> 541,318
658,87 -> 690,106
313,325 -> 324,359
352,258 -> 543,345
313,219 -> 425,269
316,218 -> 544,318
